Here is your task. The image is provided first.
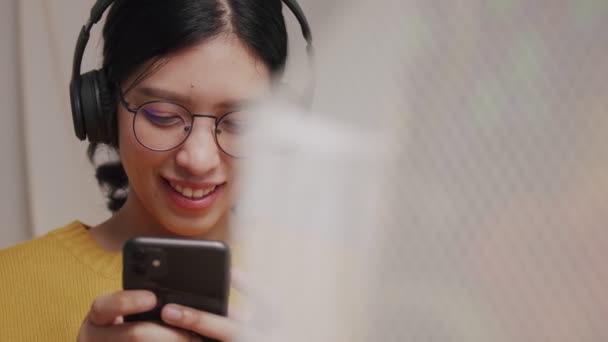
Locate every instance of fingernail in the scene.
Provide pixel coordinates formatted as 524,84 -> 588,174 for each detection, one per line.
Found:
164,305 -> 182,321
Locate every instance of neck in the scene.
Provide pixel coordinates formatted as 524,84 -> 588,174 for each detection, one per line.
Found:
90,194 -> 230,252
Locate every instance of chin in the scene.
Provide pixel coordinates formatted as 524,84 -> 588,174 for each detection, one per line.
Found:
160,213 -> 226,239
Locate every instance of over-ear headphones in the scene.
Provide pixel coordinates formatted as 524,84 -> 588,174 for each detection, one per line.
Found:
70,0 -> 314,145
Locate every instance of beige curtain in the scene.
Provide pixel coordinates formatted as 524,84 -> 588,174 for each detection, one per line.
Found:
19,0 -> 110,238
0,0 -> 30,248
0,0 -> 109,248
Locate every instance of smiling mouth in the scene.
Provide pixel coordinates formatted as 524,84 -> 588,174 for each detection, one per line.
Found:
167,181 -> 221,200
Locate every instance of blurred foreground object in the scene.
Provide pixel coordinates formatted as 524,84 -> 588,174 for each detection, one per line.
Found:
237,0 -> 608,341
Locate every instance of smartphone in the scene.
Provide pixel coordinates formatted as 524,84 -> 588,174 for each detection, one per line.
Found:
122,237 -> 231,326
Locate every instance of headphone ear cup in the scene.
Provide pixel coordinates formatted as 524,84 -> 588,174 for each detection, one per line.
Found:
96,70 -> 117,145
70,77 -> 87,141
79,69 -> 115,144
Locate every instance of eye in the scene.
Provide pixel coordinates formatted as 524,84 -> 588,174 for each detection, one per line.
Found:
140,104 -> 188,127
218,112 -> 251,135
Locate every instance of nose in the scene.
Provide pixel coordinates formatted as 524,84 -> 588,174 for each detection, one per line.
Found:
174,119 -> 221,176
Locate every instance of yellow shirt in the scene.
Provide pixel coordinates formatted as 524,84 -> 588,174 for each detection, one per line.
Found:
0,221 -> 122,341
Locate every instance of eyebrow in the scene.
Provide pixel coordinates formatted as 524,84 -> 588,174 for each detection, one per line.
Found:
134,86 -> 191,104
132,86 -> 255,112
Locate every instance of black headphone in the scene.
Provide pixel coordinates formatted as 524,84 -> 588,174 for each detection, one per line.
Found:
70,0 -> 314,145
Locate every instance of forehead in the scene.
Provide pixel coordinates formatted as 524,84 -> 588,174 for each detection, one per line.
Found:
128,35 -> 271,109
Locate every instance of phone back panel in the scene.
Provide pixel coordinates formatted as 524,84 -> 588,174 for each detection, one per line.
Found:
123,237 -> 230,323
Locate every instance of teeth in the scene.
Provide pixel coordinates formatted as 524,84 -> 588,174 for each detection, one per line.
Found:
170,182 -> 217,199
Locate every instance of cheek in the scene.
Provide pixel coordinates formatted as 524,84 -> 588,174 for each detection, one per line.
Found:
117,109 -> 133,149
118,111 -> 164,183
226,159 -> 241,194
229,159 -> 240,179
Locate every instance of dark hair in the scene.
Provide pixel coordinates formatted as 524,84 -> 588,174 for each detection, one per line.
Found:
88,0 -> 288,212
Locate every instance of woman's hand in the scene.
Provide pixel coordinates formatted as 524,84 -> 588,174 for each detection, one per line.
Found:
76,290 -> 200,342
160,271 -> 266,341
77,272 -> 270,341
161,304 -> 245,341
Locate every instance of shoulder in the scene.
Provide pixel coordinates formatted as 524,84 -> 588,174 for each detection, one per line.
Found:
0,221 -> 86,265
0,221 -> 90,309
0,221 -> 103,288
0,220 -> 122,286
0,222 -> 119,341
0,220 -> 121,302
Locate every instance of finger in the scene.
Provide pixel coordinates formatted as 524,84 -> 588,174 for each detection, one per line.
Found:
82,321 -> 197,342
162,304 -> 239,341
88,290 -> 157,326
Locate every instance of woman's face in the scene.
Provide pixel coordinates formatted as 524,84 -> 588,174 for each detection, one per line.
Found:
117,35 -> 271,237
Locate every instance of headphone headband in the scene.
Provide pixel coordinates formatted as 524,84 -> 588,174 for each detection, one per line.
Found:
282,0 -> 312,43
71,0 -> 313,94
71,0 -> 113,84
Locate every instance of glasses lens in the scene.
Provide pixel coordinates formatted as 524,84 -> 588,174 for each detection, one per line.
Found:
133,102 -> 192,151
216,111 -> 253,158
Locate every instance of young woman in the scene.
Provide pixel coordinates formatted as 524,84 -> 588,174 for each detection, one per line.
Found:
0,0 -> 309,340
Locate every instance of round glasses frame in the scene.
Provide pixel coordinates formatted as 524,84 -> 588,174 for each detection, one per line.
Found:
119,93 -> 245,158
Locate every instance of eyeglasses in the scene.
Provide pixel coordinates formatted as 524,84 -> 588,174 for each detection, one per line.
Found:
119,92 -> 253,158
